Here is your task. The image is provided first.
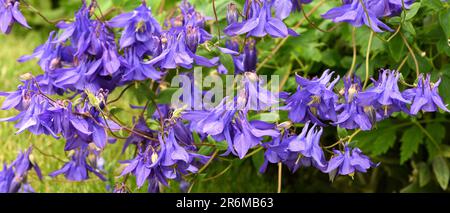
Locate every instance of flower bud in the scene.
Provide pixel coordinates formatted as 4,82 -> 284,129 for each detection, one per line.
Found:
227,3 -> 239,25
243,38 -> 257,72
186,25 -> 200,53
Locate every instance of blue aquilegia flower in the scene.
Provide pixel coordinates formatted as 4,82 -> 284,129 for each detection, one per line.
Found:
227,113 -> 280,159
224,0 -> 298,38
218,38 -> 258,74
324,146 -> 378,178
121,47 -> 163,83
260,121 -> 327,173
273,0 -> 313,19
402,74 -> 450,115
0,147 -> 42,193
50,146 -> 106,181
322,0 -> 414,33
287,122 -> 327,170
0,0 -> 30,34
237,72 -> 279,111
285,70 -> 339,125
183,97 -> 236,142
358,69 -> 410,119
333,76 -> 374,131
107,2 -> 161,53
120,123 -> 208,193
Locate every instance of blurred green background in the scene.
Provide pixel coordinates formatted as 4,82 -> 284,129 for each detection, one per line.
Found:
0,0 -> 449,192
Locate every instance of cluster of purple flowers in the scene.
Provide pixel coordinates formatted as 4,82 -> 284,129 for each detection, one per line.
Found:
0,147 -> 41,193
0,0 -> 448,193
286,69 -> 449,130
1,79 -> 115,181
119,117 -> 208,192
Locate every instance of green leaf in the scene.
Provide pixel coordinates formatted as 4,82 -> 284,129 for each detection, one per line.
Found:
418,162 -> 431,187
372,129 -> 398,156
422,0 -> 443,11
219,53 -> 235,75
402,21 -> 416,36
251,150 -> 265,171
425,123 -> 445,160
388,35 -> 406,62
439,9 -> 450,38
405,2 -> 421,20
432,157 -> 449,190
400,126 -> 424,164
215,140 -> 228,151
156,88 -> 178,104
337,127 -> 348,139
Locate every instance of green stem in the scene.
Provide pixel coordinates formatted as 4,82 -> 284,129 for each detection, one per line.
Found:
363,31 -> 374,90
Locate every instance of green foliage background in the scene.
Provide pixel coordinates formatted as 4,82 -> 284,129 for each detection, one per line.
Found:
0,0 -> 449,192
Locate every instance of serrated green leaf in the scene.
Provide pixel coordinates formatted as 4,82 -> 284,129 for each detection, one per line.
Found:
372,130 -> 397,156
418,162 -> 431,187
400,126 -> 423,164
432,157 -> 449,190
425,123 -> 445,160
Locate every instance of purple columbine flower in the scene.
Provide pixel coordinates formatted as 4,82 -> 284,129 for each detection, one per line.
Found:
287,122 -> 327,170
50,146 -> 106,181
120,124 -> 208,192
333,76 -> 374,130
285,70 -> 339,125
358,69 -> 410,119
227,3 -> 239,25
0,0 -> 30,34
324,146 -> 378,178
273,0 -> 313,20
227,112 -> 280,159
224,0 -> 298,38
403,74 -> 450,115
146,31 -> 218,70
260,121 -> 327,173
322,0 -> 414,33
107,2 -> 162,52
121,47 -> 163,83
0,147 -> 41,193
182,97 -> 236,141
237,72 -> 279,111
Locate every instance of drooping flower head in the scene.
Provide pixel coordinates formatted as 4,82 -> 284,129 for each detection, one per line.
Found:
287,122 -> 327,170
107,2 -> 162,53
285,70 -> 340,125
322,0 -> 414,32
120,121 -> 208,192
0,0 -> 30,34
358,69 -> 410,119
237,72 -> 279,112
403,74 -> 450,115
224,0 -> 298,38
324,146 -> 378,180
49,145 -> 106,181
0,147 -> 41,193
273,0 -> 313,19
333,76 -> 375,130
